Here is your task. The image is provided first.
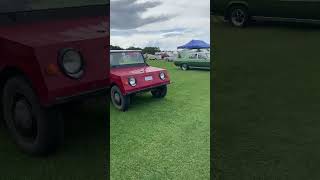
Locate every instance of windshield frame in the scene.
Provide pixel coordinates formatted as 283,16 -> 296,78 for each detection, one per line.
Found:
110,51 -> 147,69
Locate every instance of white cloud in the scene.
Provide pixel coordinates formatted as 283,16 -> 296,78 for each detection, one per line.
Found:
111,0 -> 210,50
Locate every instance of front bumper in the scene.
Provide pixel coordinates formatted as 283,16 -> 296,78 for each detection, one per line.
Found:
126,82 -> 169,95
48,86 -> 109,107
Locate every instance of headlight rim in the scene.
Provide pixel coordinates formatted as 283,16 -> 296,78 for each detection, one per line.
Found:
58,48 -> 85,79
159,72 -> 166,80
128,77 -> 137,87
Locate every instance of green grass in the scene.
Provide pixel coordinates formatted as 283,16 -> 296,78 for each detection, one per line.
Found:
110,61 -> 210,179
0,100 -> 107,179
213,16 -> 320,179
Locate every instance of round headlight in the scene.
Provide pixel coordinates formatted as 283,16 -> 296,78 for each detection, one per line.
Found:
128,77 -> 136,87
159,72 -> 166,80
58,48 -> 84,79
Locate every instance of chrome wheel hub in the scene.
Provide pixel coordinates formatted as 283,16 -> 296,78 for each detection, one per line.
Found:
231,9 -> 245,26
13,98 -> 36,138
114,92 -> 121,105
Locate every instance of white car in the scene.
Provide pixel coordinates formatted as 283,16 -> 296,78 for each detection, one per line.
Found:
164,56 -> 176,62
146,54 -> 157,60
146,54 -> 162,60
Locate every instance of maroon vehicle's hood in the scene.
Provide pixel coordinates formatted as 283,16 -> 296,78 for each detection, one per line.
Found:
111,65 -> 166,77
0,16 -> 108,47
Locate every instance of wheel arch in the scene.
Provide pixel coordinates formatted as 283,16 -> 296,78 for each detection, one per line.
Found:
110,82 -> 126,95
0,67 -> 38,102
110,82 -> 117,88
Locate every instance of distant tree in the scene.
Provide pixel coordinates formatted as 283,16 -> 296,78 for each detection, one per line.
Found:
126,46 -> 142,51
110,45 -> 123,50
142,47 -> 161,55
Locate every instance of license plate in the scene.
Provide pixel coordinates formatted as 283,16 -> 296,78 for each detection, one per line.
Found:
145,76 -> 153,81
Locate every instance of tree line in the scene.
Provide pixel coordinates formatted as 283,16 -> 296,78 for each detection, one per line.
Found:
110,45 -> 161,55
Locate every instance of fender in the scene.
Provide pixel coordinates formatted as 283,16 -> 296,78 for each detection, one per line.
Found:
0,39 -> 48,105
226,1 -> 249,9
110,76 -> 126,94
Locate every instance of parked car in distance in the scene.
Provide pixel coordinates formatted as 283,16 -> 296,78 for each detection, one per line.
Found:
0,3 -> 109,155
155,52 -> 164,60
164,56 -> 176,62
110,50 -> 170,111
145,54 -> 159,60
212,0 -> 320,27
174,52 -> 210,70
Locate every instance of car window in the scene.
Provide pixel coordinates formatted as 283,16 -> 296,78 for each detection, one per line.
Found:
110,52 -> 145,67
189,54 -> 197,59
198,53 -> 208,59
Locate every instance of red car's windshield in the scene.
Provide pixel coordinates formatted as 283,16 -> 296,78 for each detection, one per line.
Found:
0,0 -> 106,13
110,52 -> 146,68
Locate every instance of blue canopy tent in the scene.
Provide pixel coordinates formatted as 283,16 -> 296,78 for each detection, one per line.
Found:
177,40 -> 210,49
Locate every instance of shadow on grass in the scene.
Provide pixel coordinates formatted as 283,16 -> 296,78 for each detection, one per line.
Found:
250,20 -> 320,31
62,97 -> 108,141
0,117 -> 9,140
128,94 -> 163,109
188,68 -> 210,72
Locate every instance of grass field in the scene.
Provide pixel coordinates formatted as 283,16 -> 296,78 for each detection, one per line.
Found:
213,16 -> 320,179
110,61 -> 210,179
0,100 -> 107,179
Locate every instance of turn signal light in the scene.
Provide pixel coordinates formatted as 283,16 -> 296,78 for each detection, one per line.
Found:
46,64 -> 60,76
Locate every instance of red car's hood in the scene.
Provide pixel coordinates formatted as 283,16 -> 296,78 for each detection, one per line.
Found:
0,16 -> 108,47
111,65 -> 166,76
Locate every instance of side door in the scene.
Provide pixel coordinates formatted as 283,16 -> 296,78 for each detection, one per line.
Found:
197,53 -> 210,67
248,0 -> 283,18
187,53 -> 198,67
277,0 -> 320,19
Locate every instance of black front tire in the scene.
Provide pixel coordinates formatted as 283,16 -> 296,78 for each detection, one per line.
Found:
2,76 -> 63,156
181,64 -> 189,71
110,85 -> 130,111
228,5 -> 249,27
151,85 -> 167,98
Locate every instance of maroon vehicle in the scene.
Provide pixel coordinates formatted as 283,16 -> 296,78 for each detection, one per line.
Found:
0,3 -> 109,155
110,50 -> 170,111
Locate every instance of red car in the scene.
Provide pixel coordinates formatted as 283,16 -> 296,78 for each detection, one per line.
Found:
110,50 -> 170,111
0,4 -> 109,155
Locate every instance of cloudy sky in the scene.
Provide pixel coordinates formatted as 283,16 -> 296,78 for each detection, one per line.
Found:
110,0 -> 210,50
